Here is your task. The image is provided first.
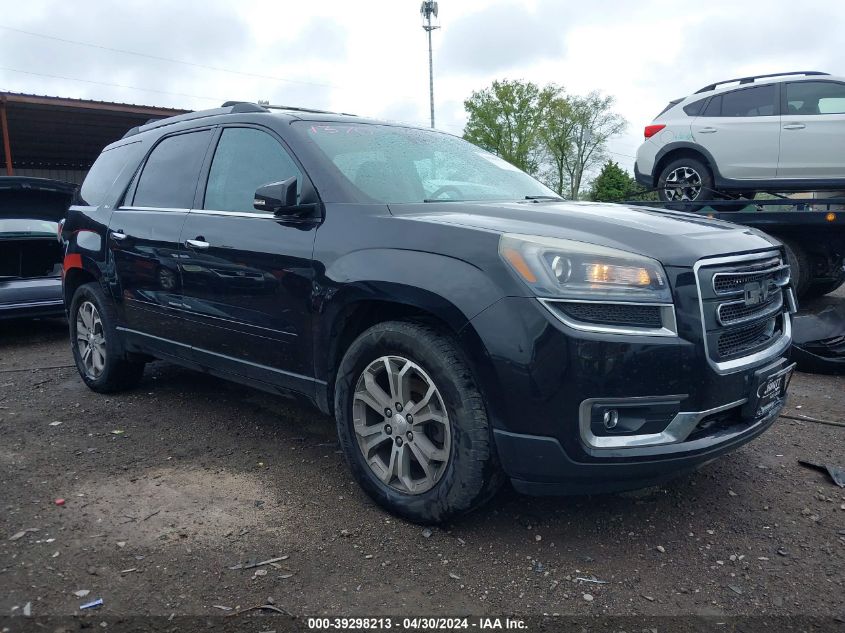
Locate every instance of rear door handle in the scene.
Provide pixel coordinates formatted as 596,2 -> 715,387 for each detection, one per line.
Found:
110,230 -> 127,241
698,127 -> 718,133
185,238 -> 210,250
783,123 -> 806,130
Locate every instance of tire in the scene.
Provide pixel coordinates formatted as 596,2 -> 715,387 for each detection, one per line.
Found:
334,321 -> 503,524
69,282 -> 146,393
780,238 -> 811,298
802,276 -> 845,300
657,157 -> 714,212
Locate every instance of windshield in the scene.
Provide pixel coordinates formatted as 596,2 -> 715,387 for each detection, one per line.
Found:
0,218 -> 58,237
299,122 -> 560,204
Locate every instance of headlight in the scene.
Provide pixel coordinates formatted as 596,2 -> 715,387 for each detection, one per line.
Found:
499,234 -> 672,303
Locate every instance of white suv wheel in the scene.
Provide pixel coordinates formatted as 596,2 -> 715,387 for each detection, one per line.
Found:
664,166 -> 703,201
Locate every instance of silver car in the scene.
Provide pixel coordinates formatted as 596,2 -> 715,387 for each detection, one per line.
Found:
0,177 -> 74,319
635,71 -> 845,210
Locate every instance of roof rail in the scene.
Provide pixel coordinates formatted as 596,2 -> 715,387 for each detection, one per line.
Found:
695,71 -> 830,94
263,104 -> 358,117
221,101 -> 269,113
119,100 -> 358,140
121,107 -> 232,138
220,101 -> 356,116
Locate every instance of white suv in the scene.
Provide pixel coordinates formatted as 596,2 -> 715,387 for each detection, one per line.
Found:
635,71 -> 845,210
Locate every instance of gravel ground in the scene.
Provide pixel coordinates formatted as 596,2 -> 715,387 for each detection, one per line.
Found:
1,298 -> 843,619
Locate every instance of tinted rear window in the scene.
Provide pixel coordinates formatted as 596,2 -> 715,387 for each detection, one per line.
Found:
720,85 -> 776,116
701,95 -> 722,116
683,98 -> 707,116
133,130 -> 211,209
79,142 -> 142,206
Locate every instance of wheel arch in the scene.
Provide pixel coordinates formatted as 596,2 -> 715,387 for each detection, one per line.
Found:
653,142 -> 720,187
316,290 -> 500,423
62,264 -> 99,308
315,248 -> 510,413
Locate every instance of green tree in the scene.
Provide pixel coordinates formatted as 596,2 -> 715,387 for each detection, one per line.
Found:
589,160 -> 637,202
589,160 -> 657,203
463,79 -> 559,175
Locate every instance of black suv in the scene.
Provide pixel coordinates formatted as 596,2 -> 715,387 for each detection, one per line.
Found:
62,102 -> 797,523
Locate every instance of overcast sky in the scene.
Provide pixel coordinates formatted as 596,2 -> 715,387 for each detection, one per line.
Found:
1,0 -> 843,175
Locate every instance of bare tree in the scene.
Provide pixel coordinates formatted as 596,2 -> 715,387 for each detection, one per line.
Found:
545,92 -> 626,199
537,96 -> 576,196
564,92 -> 627,199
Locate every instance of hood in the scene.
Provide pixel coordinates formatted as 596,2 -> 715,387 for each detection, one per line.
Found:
389,200 -> 780,266
0,177 -> 77,223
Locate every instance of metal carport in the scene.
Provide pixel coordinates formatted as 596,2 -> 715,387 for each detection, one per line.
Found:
0,92 -> 188,185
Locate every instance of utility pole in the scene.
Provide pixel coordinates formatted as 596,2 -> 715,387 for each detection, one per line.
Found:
420,1 -> 439,128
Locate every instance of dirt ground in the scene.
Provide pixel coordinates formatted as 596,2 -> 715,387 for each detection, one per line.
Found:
1,301 -> 843,620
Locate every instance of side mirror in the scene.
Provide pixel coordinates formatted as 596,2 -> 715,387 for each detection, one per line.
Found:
254,177 -> 298,213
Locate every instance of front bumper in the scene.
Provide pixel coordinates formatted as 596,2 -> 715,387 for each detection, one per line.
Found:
462,289 -> 792,495
494,395 -> 785,495
0,277 -> 64,319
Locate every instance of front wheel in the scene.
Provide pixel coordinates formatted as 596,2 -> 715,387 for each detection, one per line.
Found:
334,321 -> 502,524
781,238 -> 811,298
69,282 -> 146,393
802,275 -> 845,300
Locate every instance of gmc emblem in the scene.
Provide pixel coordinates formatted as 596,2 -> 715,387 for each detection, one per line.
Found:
743,280 -> 769,307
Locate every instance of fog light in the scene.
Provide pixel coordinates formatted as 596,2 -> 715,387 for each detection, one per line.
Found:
603,409 -> 619,430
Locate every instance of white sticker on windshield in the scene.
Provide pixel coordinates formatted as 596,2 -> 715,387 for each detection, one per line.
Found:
475,152 -> 522,172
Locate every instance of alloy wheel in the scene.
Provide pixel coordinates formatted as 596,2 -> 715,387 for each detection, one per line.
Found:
663,166 -> 703,201
352,355 -> 451,495
75,300 -> 106,379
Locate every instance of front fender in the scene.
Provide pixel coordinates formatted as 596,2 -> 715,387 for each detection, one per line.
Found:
313,248 -> 508,389
324,248 -> 504,324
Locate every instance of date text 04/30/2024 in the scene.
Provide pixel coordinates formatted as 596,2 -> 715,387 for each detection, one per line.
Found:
305,617 -> 527,630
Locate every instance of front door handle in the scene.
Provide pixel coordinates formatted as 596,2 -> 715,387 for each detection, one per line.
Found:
698,127 -> 718,133
783,123 -> 806,130
185,238 -> 210,250
110,230 -> 127,241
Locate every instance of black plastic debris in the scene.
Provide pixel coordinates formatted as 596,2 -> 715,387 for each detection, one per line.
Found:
798,460 -> 845,488
791,300 -> 845,375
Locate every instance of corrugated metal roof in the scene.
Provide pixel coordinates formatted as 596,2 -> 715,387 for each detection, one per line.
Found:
1,91 -> 191,117
1,91 -> 191,170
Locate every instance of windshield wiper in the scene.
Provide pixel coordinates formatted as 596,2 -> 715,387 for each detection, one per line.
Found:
523,195 -> 563,202
423,198 -> 471,203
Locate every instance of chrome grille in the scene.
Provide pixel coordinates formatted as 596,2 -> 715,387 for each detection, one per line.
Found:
695,251 -> 791,368
717,319 -> 776,357
712,258 -> 789,295
717,292 -> 784,326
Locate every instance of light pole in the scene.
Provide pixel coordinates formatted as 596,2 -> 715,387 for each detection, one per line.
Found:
420,1 -> 439,128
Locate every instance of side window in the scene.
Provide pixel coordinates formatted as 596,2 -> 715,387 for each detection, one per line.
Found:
720,85 -> 776,117
204,127 -> 302,213
133,130 -> 211,209
80,141 -> 143,206
701,95 -> 722,117
786,81 -> 845,115
683,98 -> 707,116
